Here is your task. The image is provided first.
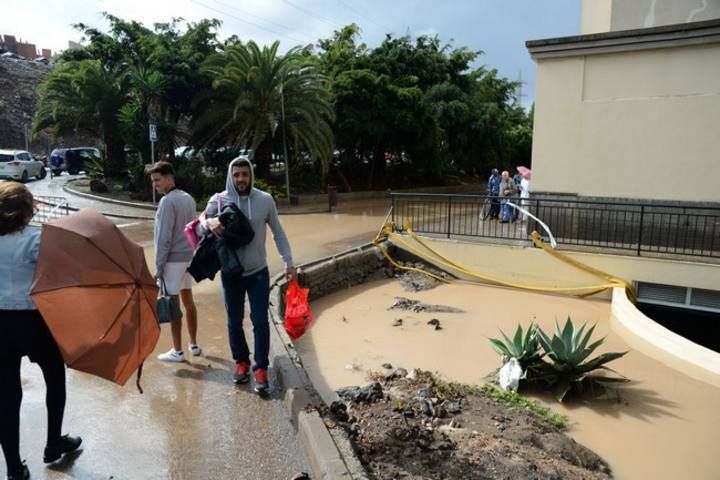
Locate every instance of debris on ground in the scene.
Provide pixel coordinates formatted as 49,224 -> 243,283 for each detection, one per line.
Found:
321,369 -> 612,480
394,262 -> 451,292
388,297 -> 464,313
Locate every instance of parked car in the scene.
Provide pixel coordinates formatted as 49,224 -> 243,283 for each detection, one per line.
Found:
0,149 -> 47,182
50,147 -> 101,175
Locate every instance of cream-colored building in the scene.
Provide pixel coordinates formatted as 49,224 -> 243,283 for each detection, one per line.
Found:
527,0 -> 720,203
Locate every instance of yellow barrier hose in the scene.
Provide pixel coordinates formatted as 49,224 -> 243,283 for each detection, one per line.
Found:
373,222 -> 635,299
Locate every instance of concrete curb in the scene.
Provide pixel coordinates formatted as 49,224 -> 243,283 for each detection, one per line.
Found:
64,178 -> 332,216
267,245 -> 385,480
268,276 -> 356,479
64,180 -> 157,210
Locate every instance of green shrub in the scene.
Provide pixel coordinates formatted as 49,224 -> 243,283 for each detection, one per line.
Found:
488,317 -> 628,402
488,323 -> 543,372
535,317 -> 628,402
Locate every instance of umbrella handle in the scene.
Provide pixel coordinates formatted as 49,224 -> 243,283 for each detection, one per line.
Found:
136,362 -> 144,394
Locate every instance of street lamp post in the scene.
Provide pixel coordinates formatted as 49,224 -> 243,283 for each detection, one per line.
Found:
280,83 -> 291,201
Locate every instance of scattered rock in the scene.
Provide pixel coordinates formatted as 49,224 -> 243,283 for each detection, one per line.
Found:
381,363 -> 393,370
323,369 -> 612,480
336,382 -> 384,403
392,318 -> 403,327
395,265 -> 447,292
89,179 -> 109,193
329,401 -> 349,422
388,296 -> 464,313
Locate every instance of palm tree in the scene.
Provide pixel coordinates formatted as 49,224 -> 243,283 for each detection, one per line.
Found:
191,41 -> 334,181
33,60 -> 129,177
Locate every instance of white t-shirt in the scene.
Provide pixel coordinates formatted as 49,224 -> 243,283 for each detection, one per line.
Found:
520,178 -> 530,199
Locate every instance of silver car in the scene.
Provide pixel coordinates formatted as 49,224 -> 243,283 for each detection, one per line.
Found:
0,149 -> 47,182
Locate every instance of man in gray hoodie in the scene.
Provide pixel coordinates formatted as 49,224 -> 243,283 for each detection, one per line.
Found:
149,161 -> 202,363
205,157 -> 295,393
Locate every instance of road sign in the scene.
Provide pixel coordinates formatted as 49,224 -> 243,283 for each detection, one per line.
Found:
149,123 -> 157,142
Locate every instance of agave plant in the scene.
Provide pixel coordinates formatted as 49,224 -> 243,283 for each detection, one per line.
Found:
535,317 -> 628,402
488,323 -> 543,371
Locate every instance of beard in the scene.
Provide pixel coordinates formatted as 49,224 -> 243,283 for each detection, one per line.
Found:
235,183 -> 251,195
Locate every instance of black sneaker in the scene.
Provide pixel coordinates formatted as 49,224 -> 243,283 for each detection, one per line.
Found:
43,434 -> 82,463
6,461 -> 29,480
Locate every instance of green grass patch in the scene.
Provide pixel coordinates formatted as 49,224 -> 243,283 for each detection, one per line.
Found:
480,384 -> 568,430
432,377 -> 484,400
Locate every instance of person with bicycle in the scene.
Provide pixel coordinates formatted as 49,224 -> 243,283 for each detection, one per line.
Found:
487,168 -> 501,219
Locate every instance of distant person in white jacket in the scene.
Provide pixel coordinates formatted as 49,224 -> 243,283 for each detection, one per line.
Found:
518,166 -> 531,222
149,161 -> 201,363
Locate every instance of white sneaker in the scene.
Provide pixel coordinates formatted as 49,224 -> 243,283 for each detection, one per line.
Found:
189,344 -> 203,356
157,349 -> 184,362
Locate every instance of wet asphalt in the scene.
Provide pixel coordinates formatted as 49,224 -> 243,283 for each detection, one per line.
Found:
14,176 -> 392,479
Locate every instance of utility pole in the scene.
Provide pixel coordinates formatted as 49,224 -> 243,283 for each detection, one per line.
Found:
280,83 -> 291,201
516,70 -> 527,109
24,124 -> 29,151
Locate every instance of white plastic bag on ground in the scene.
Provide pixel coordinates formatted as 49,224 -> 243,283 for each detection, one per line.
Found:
497,358 -> 523,392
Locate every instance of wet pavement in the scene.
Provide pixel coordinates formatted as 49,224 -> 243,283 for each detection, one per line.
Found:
25,174 -> 156,223
11,181 -> 392,480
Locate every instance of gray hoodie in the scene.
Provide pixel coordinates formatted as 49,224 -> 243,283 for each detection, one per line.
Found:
204,157 -> 293,276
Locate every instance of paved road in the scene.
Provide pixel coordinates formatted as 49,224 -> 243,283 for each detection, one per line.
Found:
13,179 -> 392,479
25,174 -> 154,223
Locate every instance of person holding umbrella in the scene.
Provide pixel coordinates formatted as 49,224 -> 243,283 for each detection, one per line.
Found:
517,166 -> 532,222
0,181 -> 81,480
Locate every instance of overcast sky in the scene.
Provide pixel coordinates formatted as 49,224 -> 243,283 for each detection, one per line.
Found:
1,0 -> 581,107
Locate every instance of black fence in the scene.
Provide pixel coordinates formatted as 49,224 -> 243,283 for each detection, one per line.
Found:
32,196 -> 71,224
390,193 -> 720,259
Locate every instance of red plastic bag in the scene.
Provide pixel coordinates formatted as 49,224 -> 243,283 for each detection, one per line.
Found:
285,279 -> 313,340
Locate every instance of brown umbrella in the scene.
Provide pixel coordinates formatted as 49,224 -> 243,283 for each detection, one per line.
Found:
30,209 -> 160,388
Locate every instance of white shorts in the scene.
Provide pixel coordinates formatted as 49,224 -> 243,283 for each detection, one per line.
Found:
162,261 -> 193,295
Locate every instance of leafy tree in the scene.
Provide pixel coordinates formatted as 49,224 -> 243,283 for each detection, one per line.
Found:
191,40 -> 334,181
33,60 -> 128,176
42,14 -> 221,179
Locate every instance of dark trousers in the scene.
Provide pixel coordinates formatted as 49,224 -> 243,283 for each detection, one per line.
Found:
221,268 -> 271,371
489,194 -> 500,219
0,310 -> 66,476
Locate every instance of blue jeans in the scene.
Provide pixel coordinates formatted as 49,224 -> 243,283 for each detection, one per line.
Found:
221,268 -> 270,370
501,200 -> 512,221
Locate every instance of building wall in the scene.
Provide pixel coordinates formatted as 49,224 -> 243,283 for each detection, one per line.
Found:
581,0 -> 613,33
530,43 -> 720,203
583,0 -> 720,33
2,34 -> 18,53
16,42 -> 37,59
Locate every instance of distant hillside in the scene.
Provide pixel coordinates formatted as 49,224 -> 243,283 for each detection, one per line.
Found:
0,57 -> 98,154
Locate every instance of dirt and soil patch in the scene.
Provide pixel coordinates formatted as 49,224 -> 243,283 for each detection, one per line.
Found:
321,369 -> 612,480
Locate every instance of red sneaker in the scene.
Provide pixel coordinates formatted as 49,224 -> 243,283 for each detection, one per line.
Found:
233,361 -> 250,384
254,368 -> 269,393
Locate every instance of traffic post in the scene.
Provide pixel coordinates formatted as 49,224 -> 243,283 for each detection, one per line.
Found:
149,123 -> 157,207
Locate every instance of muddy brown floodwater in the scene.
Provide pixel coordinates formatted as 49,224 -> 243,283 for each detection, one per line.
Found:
295,279 -> 720,480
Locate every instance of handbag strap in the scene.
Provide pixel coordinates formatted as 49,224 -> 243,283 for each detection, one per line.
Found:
199,194 -> 223,228
158,278 -> 168,296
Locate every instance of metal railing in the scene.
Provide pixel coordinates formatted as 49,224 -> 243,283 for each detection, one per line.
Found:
390,193 -> 720,259
33,196 -> 71,224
